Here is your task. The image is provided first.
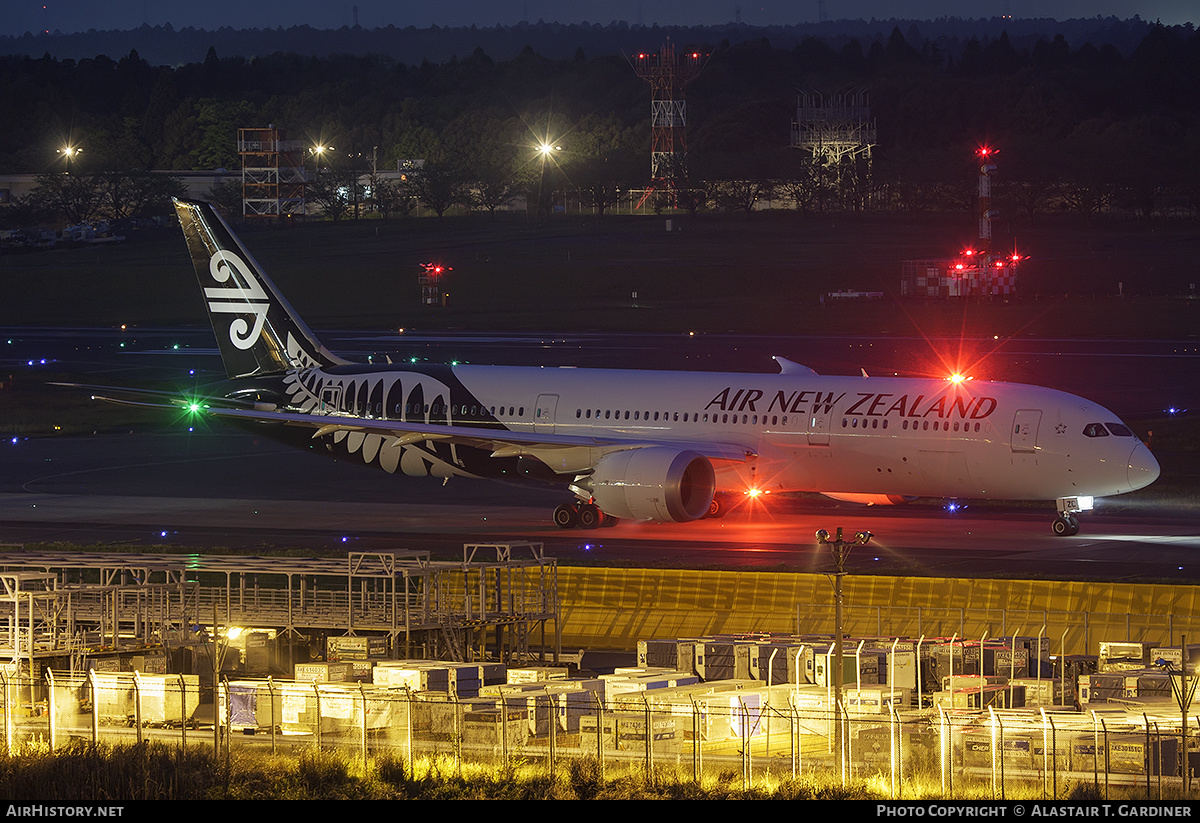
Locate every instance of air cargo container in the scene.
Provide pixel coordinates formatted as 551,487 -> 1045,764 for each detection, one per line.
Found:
813,648 -> 884,687
845,686 -> 911,715
1098,642 -> 1151,671
88,673 -> 200,726
294,662 -> 353,683
326,636 -> 388,662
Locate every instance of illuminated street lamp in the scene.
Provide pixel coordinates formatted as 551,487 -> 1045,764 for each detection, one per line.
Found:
57,145 -> 82,171
535,142 -> 562,225
816,526 -> 873,780
310,145 -> 334,172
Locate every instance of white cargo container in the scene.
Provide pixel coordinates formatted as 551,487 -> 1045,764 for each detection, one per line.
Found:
87,672 -> 200,726
507,666 -> 568,684
1098,641 -> 1151,671
1009,677 -> 1068,707
294,662 -> 353,683
845,686 -> 911,715
136,674 -> 201,724
601,671 -> 699,703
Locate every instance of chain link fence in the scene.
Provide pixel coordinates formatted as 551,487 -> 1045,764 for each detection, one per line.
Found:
2,670 -> 1196,799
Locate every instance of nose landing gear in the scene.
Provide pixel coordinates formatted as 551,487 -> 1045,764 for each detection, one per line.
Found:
1051,496 -> 1092,536
1051,514 -> 1080,536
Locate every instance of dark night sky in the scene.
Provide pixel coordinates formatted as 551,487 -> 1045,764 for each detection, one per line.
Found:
2,0 -> 1194,37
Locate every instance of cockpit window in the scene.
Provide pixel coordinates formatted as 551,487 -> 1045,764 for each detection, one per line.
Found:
1106,423 -> 1133,437
1083,423 -> 1110,437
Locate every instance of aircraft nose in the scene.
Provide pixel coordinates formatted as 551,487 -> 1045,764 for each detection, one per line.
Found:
1127,442 -> 1160,491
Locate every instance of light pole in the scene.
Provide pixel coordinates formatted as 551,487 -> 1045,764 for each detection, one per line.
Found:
816,526 -> 873,779
536,142 -> 561,225
310,145 -> 333,174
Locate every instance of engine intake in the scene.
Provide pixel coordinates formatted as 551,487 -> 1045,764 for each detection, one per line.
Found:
591,448 -> 716,523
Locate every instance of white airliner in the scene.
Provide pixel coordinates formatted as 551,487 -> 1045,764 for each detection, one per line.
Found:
116,199 -> 1160,536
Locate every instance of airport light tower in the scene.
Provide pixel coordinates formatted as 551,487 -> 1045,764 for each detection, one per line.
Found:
630,45 -> 706,206
903,146 -> 1021,299
816,526 -> 873,780
419,262 -> 451,307
967,145 -> 1021,295
977,146 -> 997,258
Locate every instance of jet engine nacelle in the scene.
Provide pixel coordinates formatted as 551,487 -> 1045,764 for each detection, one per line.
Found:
820,492 -> 916,506
591,447 -> 716,523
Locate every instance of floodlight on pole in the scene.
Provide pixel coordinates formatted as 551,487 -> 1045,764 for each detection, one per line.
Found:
57,146 -> 81,171
816,526 -> 872,780
535,142 -> 562,225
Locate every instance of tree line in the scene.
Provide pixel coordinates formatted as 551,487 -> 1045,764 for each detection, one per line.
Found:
1,19 -> 1197,226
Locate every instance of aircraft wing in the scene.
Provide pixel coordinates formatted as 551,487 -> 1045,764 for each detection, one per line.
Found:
201,405 -> 757,464
72,384 -> 754,465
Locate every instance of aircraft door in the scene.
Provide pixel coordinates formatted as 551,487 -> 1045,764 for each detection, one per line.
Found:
534,394 -> 559,434
320,385 -> 342,415
1011,409 -> 1041,452
808,407 -> 834,446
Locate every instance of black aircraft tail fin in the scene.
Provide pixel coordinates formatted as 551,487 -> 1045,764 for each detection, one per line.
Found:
173,198 -> 348,379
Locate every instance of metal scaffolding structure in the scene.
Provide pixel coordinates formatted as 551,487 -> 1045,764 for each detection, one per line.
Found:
238,126 -> 307,218
791,89 -> 877,165
0,545 -> 559,678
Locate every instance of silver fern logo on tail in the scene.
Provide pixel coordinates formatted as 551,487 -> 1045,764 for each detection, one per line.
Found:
175,197 -> 350,377
204,250 -> 270,350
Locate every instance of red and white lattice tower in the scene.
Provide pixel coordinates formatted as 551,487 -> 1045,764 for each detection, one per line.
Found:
977,146 -> 997,256
972,146 -> 1021,296
630,46 -> 706,201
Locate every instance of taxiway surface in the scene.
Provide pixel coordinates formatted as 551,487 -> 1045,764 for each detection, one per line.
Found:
4,327 -> 1196,582
2,429 -> 1196,582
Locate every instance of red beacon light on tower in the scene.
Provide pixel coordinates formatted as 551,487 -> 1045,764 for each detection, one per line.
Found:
418,262 -> 452,307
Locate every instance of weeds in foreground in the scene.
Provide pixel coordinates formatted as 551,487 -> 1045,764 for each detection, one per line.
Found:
0,743 -> 1192,800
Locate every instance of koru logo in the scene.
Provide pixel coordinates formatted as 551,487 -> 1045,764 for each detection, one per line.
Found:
203,250 -> 269,350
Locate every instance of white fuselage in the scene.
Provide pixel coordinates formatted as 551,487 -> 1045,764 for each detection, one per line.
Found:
279,363 -> 1160,504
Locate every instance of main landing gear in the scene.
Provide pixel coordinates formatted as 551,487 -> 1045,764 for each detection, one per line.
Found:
553,502 -> 618,530
703,492 -> 735,519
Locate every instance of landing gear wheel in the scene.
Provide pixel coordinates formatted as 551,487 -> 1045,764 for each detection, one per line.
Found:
553,504 -> 579,529
705,494 -> 729,519
1051,515 -> 1080,537
578,504 -> 603,529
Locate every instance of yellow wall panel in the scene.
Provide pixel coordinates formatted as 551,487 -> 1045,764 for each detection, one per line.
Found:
557,567 -> 1200,654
